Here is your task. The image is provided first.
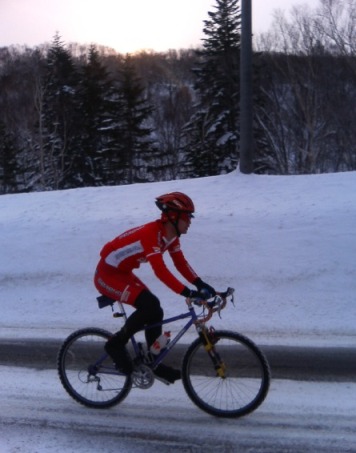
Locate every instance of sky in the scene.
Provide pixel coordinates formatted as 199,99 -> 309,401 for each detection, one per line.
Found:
0,0 -> 320,53
0,169 -> 355,451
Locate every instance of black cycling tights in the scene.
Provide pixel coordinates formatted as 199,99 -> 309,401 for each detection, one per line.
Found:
117,290 -> 164,347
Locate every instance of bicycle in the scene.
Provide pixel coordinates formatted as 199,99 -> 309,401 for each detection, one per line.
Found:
57,288 -> 271,418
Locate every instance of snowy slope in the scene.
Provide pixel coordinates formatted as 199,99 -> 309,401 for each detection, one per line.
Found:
1,170 -> 355,346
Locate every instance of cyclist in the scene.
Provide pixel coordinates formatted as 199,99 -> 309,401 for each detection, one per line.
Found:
94,192 -> 215,383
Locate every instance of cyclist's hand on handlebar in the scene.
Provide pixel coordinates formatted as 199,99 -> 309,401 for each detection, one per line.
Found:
181,285 -> 216,300
194,278 -> 216,298
181,287 -> 200,299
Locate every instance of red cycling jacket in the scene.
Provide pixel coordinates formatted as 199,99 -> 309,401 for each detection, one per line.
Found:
98,219 -> 198,295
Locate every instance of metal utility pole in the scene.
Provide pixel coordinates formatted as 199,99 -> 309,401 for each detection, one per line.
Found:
239,0 -> 253,174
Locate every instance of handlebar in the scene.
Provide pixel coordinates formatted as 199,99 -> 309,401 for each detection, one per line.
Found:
187,287 -> 235,323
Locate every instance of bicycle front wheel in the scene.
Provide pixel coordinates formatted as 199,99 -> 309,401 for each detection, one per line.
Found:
182,330 -> 270,418
57,328 -> 132,408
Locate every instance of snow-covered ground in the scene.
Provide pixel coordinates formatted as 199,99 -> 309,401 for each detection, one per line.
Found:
1,169 -> 356,451
1,169 -> 355,346
1,365 -> 355,452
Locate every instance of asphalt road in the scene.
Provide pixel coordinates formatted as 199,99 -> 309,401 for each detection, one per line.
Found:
0,339 -> 355,381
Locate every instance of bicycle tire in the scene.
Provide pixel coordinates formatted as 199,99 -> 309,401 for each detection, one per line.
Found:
57,327 -> 132,409
182,330 -> 271,418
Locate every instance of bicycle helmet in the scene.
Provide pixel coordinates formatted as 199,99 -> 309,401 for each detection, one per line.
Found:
156,192 -> 195,235
155,192 -> 195,215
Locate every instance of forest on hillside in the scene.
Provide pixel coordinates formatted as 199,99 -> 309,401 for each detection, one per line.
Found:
0,0 -> 355,194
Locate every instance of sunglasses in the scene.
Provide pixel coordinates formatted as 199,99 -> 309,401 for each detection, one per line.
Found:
180,212 -> 194,221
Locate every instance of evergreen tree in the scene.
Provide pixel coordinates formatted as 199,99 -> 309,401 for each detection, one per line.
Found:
105,55 -> 156,185
182,0 -> 241,176
77,45 -> 114,186
0,122 -> 19,193
41,34 -> 81,189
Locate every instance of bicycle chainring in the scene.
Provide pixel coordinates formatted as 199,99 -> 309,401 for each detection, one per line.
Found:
131,364 -> 154,389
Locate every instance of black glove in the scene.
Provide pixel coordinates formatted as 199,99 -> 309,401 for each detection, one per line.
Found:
181,287 -> 200,299
194,278 -> 216,298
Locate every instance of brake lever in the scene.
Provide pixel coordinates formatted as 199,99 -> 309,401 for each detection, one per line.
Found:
217,298 -> 223,318
230,289 -> 235,307
208,295 -> 223,318
224,287 -> 235,306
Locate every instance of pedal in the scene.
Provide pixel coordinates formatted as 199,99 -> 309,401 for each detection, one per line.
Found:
153,375 -> 171,386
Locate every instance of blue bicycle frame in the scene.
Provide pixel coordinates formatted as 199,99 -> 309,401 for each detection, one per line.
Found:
94,289 -> 234,374
125,302 -> 201,369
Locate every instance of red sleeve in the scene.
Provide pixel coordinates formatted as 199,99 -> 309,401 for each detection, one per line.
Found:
169,240 -> 198,284
147,253 -> 186,294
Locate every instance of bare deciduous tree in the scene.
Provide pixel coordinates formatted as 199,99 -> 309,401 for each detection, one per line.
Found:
254,0 -> 356,174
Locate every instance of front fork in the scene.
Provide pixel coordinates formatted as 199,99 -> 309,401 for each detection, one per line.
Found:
197,325 -> 226,378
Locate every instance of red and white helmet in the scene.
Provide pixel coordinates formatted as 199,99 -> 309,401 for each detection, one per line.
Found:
155,192 -> 195,215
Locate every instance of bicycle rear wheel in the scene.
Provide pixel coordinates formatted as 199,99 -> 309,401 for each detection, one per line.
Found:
57,327 -> 132,408
182,330 -> 270,418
